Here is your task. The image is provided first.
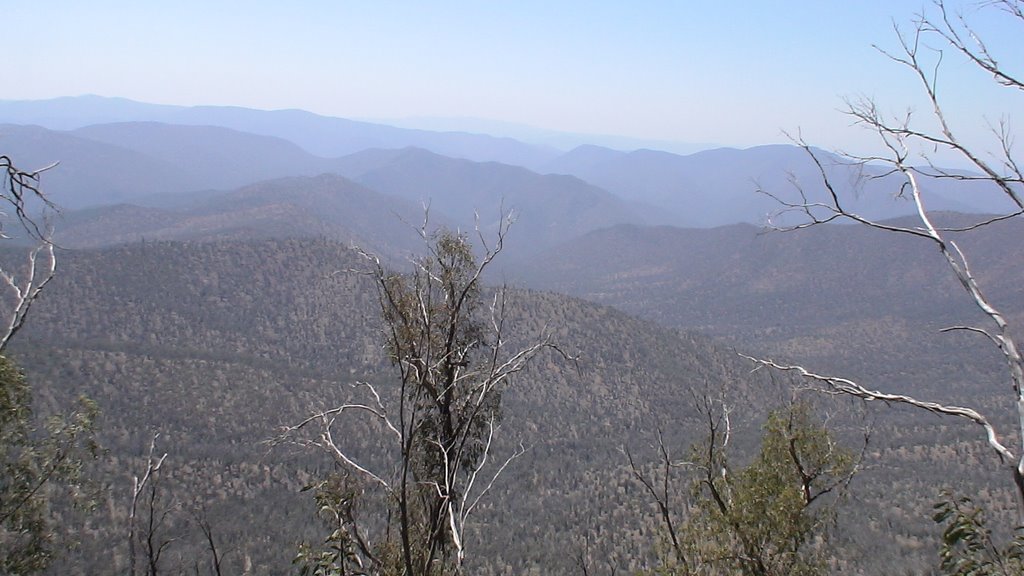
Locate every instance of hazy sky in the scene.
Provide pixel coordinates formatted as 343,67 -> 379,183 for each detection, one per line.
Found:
5,1 -> 1021,154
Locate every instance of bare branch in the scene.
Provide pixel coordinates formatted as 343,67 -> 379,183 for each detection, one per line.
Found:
0,155 -> 58,241
624,431 -> 688,572
0,157 -> 59,354
128,434 -> 169,576
744,356 -> 1016,465
284,209 -> 570,573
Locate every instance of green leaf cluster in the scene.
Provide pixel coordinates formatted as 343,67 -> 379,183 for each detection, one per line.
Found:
655,402 -> 854,576
934,494 -> 1024,575
0,354 -> 99,574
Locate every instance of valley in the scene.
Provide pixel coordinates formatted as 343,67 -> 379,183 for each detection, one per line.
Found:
0,95 -> 1020,574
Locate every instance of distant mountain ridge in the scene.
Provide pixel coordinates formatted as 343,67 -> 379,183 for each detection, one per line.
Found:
2,96 -> 1020,575
53,174 -> 438,259
0,95 -> 558,168
0,123 -> 202,205
52,152 -> 644,260
515,214 -> 1024,401
72,121 -> 330,190
540,143 -> 1015,227
331,147 -> 646,254
1,95 -> 1016,232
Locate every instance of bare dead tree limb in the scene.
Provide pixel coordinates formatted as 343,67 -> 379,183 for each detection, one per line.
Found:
624,428 -> 689,573
192,507 -> 225,576
754,0 -> 1024,525
128,434 -> 168,576
0,156 -> 59,354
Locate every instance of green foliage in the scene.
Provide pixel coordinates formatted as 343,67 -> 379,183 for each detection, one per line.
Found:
379,229 -> 493,483
295,473 -> 373,576
378,230 -> 490,573
296,471 -> 417,576
0,354 -> 99,574
934,494 -> 1024,575
651,401 -> 855,576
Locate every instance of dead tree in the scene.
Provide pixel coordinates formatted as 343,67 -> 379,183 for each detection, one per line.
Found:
279,213 -> 575,575
0,155 -> 58,353
193,507 -> 226,576
625,427 -> 690,573
128,434 -> 173,576
750,0 -> 1024,521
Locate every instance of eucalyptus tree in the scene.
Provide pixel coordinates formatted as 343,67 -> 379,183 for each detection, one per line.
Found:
629,399 -> 859,576
283,214 -> 573,575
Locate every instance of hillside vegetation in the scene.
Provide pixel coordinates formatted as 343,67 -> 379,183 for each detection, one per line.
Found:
8,238 -> 791,574
1,90 -> 1020,574
1,228 -> 1011,573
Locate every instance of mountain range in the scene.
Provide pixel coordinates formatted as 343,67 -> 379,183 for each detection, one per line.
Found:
1,95 -> 1021,574
2,95 -> 1015,238
0,95 -> 558,167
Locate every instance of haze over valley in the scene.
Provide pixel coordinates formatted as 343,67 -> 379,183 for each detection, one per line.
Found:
0,89 -> 1019,573
3,2 -> 1024,574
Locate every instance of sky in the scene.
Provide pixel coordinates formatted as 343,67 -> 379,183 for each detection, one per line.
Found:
4,1 -> 1022,156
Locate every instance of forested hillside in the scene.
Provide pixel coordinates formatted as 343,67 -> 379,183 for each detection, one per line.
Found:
4,238 -> 790,574
4,109 -> 1020,574
0,230 -> 1011,573
517,215 -> 1024,394
4,4 -> 1021,572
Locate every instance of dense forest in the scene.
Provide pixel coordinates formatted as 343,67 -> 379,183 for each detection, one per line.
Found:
3,2 -> 1024,574
0,231 -> 1012,574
